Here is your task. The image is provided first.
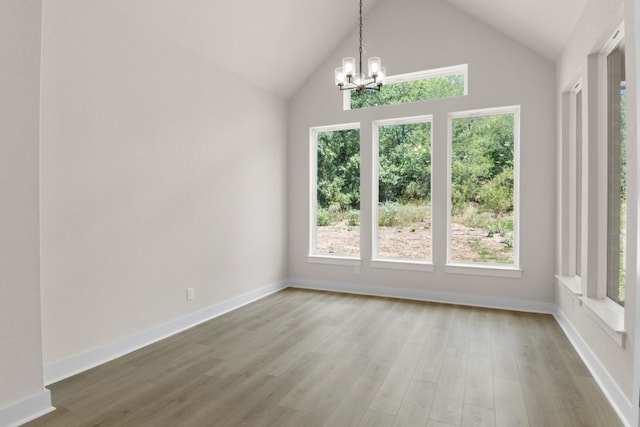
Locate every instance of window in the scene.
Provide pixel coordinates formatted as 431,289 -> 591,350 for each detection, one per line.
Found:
575,88 -> 583,278
347,65 -> 467,110
373,116 -> 432,263
309,124 -> 361,259
605,36 -> 626,306
448,107 -> 520,268
556,24 -> 627,342
311,65 -> 527,276
556,82 -> 585,294
566,82 -> 583,282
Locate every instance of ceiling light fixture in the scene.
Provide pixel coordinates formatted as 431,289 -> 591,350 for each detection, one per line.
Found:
334,0 -> 386,95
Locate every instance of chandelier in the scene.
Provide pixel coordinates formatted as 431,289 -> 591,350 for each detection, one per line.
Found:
334,0 -> 386,95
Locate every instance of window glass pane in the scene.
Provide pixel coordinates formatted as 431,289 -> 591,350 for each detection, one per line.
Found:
376,120 -> 432,260
315,128 -> 360,256
450,113 -> 516,265
606,43 -> 626,306
351,73 -> 465,110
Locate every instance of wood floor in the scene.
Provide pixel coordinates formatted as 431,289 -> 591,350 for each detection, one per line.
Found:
26,288 -> 623,427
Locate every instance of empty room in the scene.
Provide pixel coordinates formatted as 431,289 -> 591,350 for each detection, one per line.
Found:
2,0 -> 640,425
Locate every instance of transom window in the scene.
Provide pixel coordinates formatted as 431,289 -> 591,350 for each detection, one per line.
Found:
346,64 -> 467,110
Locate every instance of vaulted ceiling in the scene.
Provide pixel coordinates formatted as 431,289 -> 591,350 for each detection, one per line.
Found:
445,0 -> 589,60
112,0 -> 589,99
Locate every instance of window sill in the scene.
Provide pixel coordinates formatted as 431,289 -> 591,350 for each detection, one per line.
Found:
445,263 -> 522,278
555,275 -> 583,296
307,255 -> 362,267
370,259 -> 434,272
582,297 -> 626,347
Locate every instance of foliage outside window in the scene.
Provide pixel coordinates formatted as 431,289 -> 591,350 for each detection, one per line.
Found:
449,108 -> 519,266
311,125 -> 360,257
374,117 -> 432,261
606,41 -> 626,306
349,65 -> 467,110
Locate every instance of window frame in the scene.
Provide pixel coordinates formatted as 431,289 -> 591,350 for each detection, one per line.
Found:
597,23 -> 627,308
574,86 -> 584,281
344,64 -> 468,110
371,115 -> 435,272
308,122 -> 362,266
445,106 -> 522,277
558,81 -> 585,295
569,82 -> 585,287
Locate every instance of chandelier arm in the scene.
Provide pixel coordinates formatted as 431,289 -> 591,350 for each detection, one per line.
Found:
339,81 -> 382,92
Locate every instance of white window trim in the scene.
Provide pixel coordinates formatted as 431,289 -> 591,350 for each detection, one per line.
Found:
445,263 -> 522,279
595,23 -> 626,305
369,259 -> 434,272
555,274 -> 584,296
371,115 -> 434,267
588,21 -> 628,345
446,105 -> 521,273
307,256 -> 362,267
555,278 -> 625,346
558,79 -> 586,296
569,81 -> 584,280
559,80 -> 586,287
582,296 -> 626,347
308,122 -> 361,263
344,64 -> 468,110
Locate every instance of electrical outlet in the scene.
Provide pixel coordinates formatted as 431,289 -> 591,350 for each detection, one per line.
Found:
187,287 -> 195,301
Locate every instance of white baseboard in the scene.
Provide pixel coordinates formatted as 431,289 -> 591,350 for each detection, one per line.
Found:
288,279 -> 555,314
553,309 -> 633,427
44,280 -> 287,385
0,390 -> 54,427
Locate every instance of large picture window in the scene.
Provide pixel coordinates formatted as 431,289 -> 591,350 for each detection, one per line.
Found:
448,107 -> 520,268
310,124 -> 361,258
373,116 -> 432,262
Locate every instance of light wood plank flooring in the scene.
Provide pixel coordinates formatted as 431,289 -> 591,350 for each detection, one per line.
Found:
26,288 -> 623,426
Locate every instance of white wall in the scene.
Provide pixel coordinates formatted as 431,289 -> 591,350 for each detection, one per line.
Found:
40,1 -> 288,367
555,0 -> 637,422
0,0 -> 50,420
288,0 -> 556,305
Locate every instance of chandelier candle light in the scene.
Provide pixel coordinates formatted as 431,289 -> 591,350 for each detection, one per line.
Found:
334,0 -> 386,94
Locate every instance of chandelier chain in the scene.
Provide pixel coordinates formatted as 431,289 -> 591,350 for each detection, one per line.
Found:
359,0 -> 363,77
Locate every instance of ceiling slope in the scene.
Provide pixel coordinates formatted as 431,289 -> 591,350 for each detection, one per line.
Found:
444,0 -> 589,60
111,0 -> 586,99
111,0 -> 382,99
